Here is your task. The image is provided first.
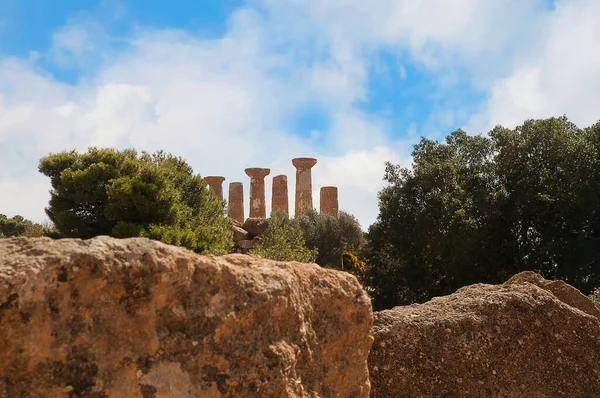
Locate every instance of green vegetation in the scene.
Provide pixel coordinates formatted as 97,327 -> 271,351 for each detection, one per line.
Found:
295,208 -> 366,268
251,210 -> 318,262
367,116 -> 600,310
0,214 -> 55,238
38,148 -> 232,255
6,115 -> 598,310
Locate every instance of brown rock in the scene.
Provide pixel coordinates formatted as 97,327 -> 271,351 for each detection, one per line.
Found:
235,239 -> 255,250
231,225 -> 249,242
369,273 -> 600,398
242,217 -> 270,238
0,236 -> 373,398
505,271 -> 600,319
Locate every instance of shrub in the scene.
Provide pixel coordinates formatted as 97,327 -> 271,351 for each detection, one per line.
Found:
295,208 -> 365,269
251,211 -> 317,263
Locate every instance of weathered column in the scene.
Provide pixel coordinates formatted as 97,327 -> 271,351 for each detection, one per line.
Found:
228,182 -> 244,224
292,158 -> 317,216
245,168 -> 271,219
204,176 -> 226,200
320,186 -> 339,217
271,175 -> 289,215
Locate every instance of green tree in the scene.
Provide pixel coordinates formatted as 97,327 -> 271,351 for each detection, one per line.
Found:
251,211 -> 317,263
295,208 -> 365,268
0,214 -> 49,238
367,116 -> 600,310
39,148 -> 232,254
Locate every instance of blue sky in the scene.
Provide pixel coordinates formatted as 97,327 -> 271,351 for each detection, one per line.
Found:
1,0 -> 600,228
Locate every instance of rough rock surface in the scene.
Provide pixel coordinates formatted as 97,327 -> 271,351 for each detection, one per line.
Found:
505,271 -> 600,319
231,225 -> 249,243
0,236 -> 373,398
242,218 -> 269,238
369,272 -> 600,398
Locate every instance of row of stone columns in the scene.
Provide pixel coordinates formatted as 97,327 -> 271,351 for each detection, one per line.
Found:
203,157 -> 339,222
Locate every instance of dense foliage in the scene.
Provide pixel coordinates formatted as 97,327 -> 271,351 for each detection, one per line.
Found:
39,148 -> 232,254
295,208 -> 366,268
367,116 -> 600,310
251,211 -> 318,262
0,214 -> 47,237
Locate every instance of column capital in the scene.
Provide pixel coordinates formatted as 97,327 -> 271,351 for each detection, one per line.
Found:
203,176 -> 226,200
292,158 -> 317,169
245,168 -> 271,179
204,176 -> 225,185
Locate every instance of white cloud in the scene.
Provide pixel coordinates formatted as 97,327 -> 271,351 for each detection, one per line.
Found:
2,0 -> 600,232
0,7 -> 402,229
471,0 -> 600,130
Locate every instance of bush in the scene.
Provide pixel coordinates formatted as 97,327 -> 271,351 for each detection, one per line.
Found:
251,211 -> 317,263
295,208 -> 365,269
38,148 -> 232,254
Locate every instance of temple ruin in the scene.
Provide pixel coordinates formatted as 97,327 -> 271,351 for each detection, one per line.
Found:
228,182 -> 244,224
272,174 -> 289,215
245,168 -> 271,219
320,186 -> 339,217
204,176 -> 226,200
292,157 -> 317,217
209,157 -> 339,224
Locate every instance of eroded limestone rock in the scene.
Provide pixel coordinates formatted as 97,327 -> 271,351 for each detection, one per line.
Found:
369,272 -> 600,398
231,225 -> 249,243
0,236 -> 373,397
242,218 -> 270,238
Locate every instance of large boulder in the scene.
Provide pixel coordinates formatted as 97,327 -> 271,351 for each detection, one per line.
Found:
505,271 -> 600,319
231,225 -> 249,242
369,272 -> 600,398
242,218 -> 270,238
0,236 -> 373,397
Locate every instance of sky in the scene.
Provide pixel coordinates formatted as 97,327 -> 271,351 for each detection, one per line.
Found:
1,0 -> 600,230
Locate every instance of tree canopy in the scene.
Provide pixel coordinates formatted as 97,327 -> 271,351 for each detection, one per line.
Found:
367,116 -> 600,310
38,148 -> 232,254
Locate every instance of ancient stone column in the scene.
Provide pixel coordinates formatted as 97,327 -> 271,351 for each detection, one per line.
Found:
292,158 -> 317,216
320,186 -> 339,217
228,182 -> 244,224
204,176 -> 226,200
271,175 -> 289,215
244,168 -> 271,219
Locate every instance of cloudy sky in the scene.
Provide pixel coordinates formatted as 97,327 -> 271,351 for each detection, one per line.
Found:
1,0 -> 599,229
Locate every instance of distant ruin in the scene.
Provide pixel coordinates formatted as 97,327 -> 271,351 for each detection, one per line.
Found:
205,157 -> 339,223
